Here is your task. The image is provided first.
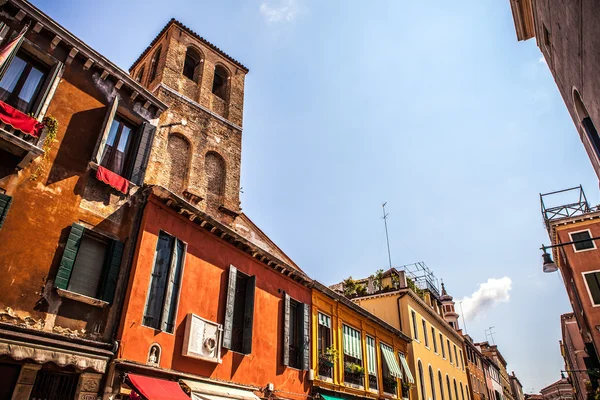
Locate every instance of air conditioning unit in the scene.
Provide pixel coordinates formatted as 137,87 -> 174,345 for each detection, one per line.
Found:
182,313 -> 223,363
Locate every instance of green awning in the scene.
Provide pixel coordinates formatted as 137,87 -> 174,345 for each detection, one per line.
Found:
343,324 -> 362,360
320,394 -> 344,400
399,352 -> 415,384
319,313 -> 331,328
380,343 -> 402,379
366,336 -> 377,375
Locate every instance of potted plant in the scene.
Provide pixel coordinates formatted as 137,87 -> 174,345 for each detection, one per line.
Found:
344,361 -> 365,375
401,381 -> 412,397
384,376 -> 398,387
319,346 -> 338,367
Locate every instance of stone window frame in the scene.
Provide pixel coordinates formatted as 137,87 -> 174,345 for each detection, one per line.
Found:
212,62 -> 231,103
182,45 -> 204,84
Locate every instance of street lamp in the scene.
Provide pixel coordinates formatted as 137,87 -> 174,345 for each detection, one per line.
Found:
540,236 -> 600,273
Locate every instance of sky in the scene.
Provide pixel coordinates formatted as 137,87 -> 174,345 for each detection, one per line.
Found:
31,0 -> 600,392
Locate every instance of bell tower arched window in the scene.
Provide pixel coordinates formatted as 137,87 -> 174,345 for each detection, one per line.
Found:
183,47 -> 202,82
167,134 -> 190,194
148,45 -> 162,83
212,65 -> 228,100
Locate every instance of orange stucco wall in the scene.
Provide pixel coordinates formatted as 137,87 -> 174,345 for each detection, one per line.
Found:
117,197 -> 311,395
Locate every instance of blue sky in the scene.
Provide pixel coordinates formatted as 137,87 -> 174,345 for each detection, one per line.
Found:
33,0 -> 600,392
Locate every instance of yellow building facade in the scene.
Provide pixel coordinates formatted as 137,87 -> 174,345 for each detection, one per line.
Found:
311,282 -> 413,400
351,274 -> 470,400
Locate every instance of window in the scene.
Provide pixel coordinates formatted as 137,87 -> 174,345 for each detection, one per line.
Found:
143,231 -> 185,333
432,327 -> 438,353
212,65 -> 228,100
447,376 -> 453,400
459,350 -> 463,369
448,340 -> 453,363
453,379 -> 459,400
284,293 -> 309,369
205,152 -> 226,199
454,345 -> 459,367
418,361 -> 426,400
167,134 -> 190,194
148,45 -> 162,83
31,370 -> 78,400
55,223 -> 124,303
0,192 -> 12,230
412,310 -> 419,340
570,230 -> 595,251
440,334 -> 445,358
460,382 -> 465,400
183,47 -> 201,82
429,366 -> 437,400
93,97 -> 157,185
366,336 -> 378,388
542,24 -> 551,53
439,372 -> 445,400
223,265 -> 256,354
342,324 -> 364,386
135,66 -> 145,84
100,115 -> 136,176
0,52 -> 48,113
422,319 -> 429,347
584,271 -> 600,306
318,312 -> 332,353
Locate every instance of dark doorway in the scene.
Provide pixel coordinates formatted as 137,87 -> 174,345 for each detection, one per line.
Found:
30,369 -> 78,400
0,362 -> 21,399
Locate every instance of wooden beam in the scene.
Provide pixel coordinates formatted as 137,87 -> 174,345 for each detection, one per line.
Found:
130,91 -> 139,101
115,80 -> 124,90
100,70 -> 109,80
50,35 -> 62,50
65,48 -> 78,65
143,101 -> 151,109
32,22 -> 43,33
15,10 -> 26,21
83,58 -> 94,70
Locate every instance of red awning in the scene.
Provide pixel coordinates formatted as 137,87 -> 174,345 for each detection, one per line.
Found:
0,100 -> 44,137
127,373 -> 190,400
96,165 -> 129,194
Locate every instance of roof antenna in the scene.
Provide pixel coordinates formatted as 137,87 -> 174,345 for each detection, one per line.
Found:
382,202 -> 392,269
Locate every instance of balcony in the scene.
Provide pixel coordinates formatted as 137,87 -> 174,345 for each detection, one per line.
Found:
318,357 -> 333,380
0,105 -> 45,168
383,376 -> 398,396
540,186 -> 598,231
344,370 -> 364,387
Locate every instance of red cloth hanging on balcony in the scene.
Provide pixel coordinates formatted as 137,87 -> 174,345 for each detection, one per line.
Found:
96,165 -> 129,194
0,100 -> 44,137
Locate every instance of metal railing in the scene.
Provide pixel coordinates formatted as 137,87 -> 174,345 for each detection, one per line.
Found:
344,370 -> 364,387
383,376 -> 398,395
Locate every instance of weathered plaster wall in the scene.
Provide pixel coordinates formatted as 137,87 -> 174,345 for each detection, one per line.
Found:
117,198 -> 311,394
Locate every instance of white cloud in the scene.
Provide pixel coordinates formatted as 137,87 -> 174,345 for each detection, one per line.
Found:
460,277 -> 512,321
260,0 -> 300,23
538,56 -> 547,65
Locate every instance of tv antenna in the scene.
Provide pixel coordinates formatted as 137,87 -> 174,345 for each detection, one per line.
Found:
382,202 -> 392,269
485,326 -> 497,345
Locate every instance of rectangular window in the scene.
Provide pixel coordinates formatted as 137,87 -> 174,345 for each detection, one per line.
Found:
283,293 -> 309,369
422,319 -> 429,347
448,339 -> 453,363
0,52 -> 48,113
432,327 -> 438,353
571,230 -> 595,251
454,345 -> 459,368
366,335 -> 378,385
584,271 -> 600,306
143,231 -> 185,333
0,192 -> 13,230
459,350 -> 464,369
543,24 -> 551,53
343,324 -> 364,386
93,96 -> 157,185
440,333 -> 445,358
223,265 -> 256,354
411,311 -> 419,340
55,223 -> 124,303
318,312 -> 332,353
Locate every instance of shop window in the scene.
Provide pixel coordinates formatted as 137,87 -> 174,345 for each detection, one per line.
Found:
143,231 -> 185,333
55,223 -> 124,303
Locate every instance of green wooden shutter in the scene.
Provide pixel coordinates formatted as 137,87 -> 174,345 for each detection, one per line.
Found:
94,96 -> 119,165
301,302 -> 310,370
242,275 -> 256,354
222,265 -> 238,350
161,238 -> 184,332
55,223 -> 85,290
283,292 -> 291,366
129,122 -> 157,185
100,239 -> 124,303
143,232 -> 173,329
0,193 -> 13,230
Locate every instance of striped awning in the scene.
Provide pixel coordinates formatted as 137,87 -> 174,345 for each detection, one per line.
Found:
380,343 -> 402,379
399,352 -> 415,384
343,324 -> 362,360
319,313 -> 331,328
366,336 -> 377,375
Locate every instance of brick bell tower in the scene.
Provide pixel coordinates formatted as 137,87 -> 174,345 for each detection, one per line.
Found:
129,19 -> 248,225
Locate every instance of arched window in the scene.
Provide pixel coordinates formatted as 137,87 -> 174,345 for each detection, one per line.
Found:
205,152 -> 226,199
136,66 -> 145,84
183,47 -> 201,82
429,366 -> 437,400
460,382 -> 465,400
453,379 -> 459,400
167,134 -> 190,194
212,65 -> 228,100
418,361 -> 426,400
149,45 -> 162,83
438,371 -> 445,400
446,376 -> 453,400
